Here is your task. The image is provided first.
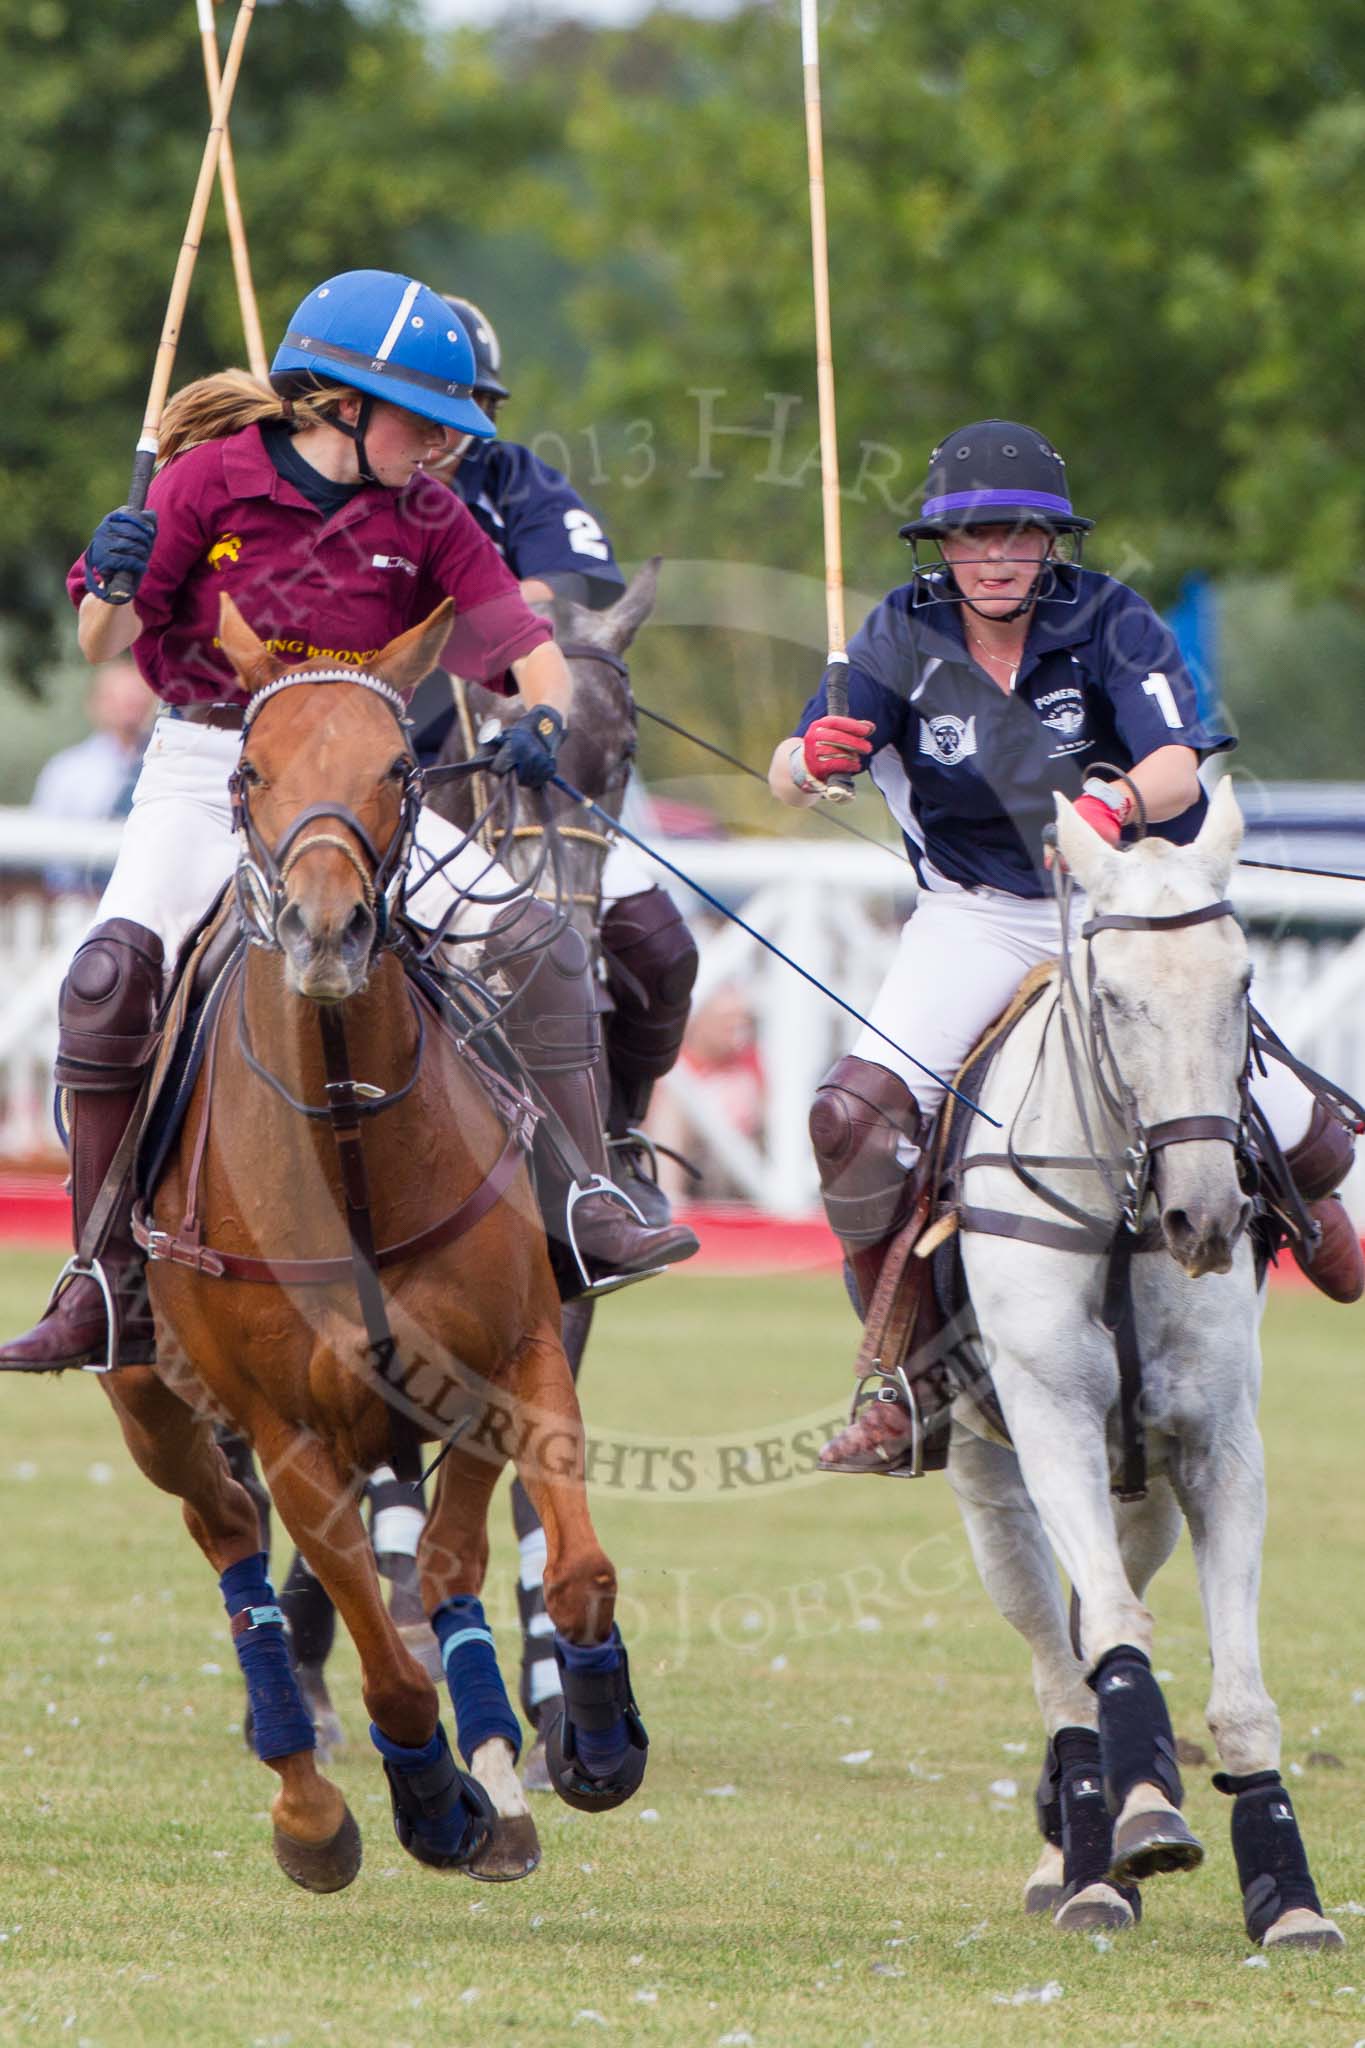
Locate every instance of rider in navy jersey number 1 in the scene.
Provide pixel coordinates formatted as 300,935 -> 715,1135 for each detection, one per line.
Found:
768,420 -> 1362,1452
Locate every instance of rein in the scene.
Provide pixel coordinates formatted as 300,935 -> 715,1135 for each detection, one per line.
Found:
959,876 -> 1249,1500
144,666 -> 537,1483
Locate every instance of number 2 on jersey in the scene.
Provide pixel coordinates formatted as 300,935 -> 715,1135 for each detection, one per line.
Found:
564,510 -> 610,561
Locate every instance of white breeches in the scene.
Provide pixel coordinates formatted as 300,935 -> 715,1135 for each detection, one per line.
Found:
852,883 -> 1314,1149
90,713 -> 525,980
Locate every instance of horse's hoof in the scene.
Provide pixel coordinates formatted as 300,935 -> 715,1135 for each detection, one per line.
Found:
522,1736 -> 553,1794
295,1664 -> 346,1762
273,1806 -> 363,1893
1023,1843 -> 1064,1915
1108,1806 -> 1204,1885
396,1619 -> 445,1686
465,1813 -> 542,1883
1262,1908 -> 1345,1951
1054,1882 -> 1138,1932
543,1705 -> 648,1814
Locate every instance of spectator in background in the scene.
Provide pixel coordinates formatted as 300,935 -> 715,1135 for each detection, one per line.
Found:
649,974 -> 765,1205
33,660 -> 155,819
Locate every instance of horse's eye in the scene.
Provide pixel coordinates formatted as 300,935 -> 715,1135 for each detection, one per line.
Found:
237,759 -> 261,788
387,755 -> 411,783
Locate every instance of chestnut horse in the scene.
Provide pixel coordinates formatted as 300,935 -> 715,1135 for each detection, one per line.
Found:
105,594 -> 647,1891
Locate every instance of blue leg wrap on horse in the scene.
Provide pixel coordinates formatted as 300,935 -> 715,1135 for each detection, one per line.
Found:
1088,1644 -> 1182,1814
1214,1769 -> 1325,1942
555,1627 -> 634,1778
220,1553 -> 315,1762
369,1719 -> 494,1868
432,1596 -> 521,1766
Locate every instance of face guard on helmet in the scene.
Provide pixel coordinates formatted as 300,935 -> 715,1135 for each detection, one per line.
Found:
440,295 -> 509,414
899,419 -> 1094,619
270,270 -> 495,483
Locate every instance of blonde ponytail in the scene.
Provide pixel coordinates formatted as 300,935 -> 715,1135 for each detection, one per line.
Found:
157,368 -> 352,465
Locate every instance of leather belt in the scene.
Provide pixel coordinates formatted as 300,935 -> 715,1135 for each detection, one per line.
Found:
169,702 -> 246,731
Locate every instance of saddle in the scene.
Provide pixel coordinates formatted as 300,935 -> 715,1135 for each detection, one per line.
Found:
838,965 -> 1059,1475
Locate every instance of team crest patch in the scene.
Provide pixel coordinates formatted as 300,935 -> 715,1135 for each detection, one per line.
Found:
1036,685 -> 1089,756
919,713 -> 977,766
207,533 -> 243,572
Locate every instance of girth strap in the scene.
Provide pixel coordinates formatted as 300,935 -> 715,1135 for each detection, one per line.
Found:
134,1127 -> 524,1286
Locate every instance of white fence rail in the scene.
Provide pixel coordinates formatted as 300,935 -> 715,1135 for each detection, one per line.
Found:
1,807 -> 1363,1219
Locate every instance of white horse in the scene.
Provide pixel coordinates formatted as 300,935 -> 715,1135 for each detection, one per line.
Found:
948,780 -> 1342,1948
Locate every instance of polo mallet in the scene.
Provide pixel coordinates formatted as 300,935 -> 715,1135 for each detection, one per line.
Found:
107,0 -> 258,601
801,0 -> 854,804
200,0 -> 268,379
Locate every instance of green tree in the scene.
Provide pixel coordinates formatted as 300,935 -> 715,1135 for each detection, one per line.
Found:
0,0 -> 563,683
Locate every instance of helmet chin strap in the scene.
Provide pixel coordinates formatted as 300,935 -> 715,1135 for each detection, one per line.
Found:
326,394 -> 380,485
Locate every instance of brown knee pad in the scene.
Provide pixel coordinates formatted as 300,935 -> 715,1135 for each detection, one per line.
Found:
54,919 -> 165,1092
601,888 -> 698,1109
1283,1099 -> 1355,1202
809,1054 -> 923,1253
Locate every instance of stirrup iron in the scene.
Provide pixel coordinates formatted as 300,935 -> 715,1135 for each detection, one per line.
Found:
834,1361 -> 926,1480
562,1174 -> 667,1299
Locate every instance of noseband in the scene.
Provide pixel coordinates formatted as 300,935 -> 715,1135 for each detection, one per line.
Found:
228,669 -> 423,957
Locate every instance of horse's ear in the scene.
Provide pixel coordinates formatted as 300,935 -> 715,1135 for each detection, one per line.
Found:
561,557 -> 661,659
218,594 -> 284,695
1192,774 -> 1244,888
369,600 -> 456,695
1053,791 -> 1123,895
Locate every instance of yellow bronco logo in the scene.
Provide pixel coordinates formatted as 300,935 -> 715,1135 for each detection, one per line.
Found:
207,533 -> 243,572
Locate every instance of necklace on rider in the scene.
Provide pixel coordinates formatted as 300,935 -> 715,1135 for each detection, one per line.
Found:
965,625 -> 1022,692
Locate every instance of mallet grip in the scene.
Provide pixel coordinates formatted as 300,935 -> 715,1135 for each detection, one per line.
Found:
820,655 -> 856,804
103,446 -> 159,605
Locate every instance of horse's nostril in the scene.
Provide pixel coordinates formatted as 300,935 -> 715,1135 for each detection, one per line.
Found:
277,901 -> 306,952
344,903 -> 375,949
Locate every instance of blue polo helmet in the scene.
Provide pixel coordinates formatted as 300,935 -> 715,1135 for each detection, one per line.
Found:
270,271 -> 496,440
899,420 -> 1093,539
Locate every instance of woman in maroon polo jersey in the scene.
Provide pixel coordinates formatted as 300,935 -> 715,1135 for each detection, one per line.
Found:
0,270 -> 696,1374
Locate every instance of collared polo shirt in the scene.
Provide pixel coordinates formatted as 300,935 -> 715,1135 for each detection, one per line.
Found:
453,442 -> 624,610
67,424 -> 552,706
794,566 -> 1232,899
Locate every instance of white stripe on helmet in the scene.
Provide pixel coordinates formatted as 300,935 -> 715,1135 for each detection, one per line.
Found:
374,278 -> 423,364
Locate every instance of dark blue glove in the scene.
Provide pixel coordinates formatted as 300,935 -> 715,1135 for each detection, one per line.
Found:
488,704 -> 566,790
83,506 -> 159,604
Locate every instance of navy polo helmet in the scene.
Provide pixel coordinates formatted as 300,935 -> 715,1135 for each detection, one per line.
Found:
440,295 -> 509,402
270,271 -> 496,439
899,420 -> 1094,540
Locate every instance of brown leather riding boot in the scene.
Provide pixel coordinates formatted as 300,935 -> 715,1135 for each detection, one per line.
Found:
484,902 -> 699,1288
0,920 -> 163,1372
1283,1102 -> 1365,1304
809,1056 -> 924,1314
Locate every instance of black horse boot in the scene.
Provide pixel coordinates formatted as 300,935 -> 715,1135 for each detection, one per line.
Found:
0,919 -> 164,1370
600,887 -> 699,1226
484,901 -> 698,1289
1283,1102 -> 1365,1303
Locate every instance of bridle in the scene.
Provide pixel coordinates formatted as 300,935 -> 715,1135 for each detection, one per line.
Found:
957,866 -> 1251,1503
228,668 -> 424,958
1047,886 -> 1248,1238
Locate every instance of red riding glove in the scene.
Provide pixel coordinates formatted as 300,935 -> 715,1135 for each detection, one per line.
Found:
1072,792 -> 1127,847
802,715 -> 875,782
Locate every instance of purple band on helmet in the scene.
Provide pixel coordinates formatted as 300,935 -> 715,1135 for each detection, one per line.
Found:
922,488 -> 1074,519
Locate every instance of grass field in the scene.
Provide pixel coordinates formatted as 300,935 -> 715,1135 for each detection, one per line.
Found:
0,1245 -> 1362,2048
